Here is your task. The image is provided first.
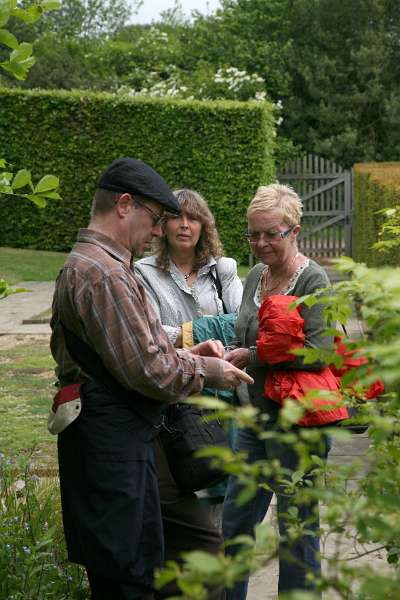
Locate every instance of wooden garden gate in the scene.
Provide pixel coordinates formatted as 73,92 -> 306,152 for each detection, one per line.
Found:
277,154 -> 352,259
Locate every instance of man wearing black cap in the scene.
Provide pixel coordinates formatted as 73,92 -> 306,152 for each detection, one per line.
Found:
50,157 -> 252,600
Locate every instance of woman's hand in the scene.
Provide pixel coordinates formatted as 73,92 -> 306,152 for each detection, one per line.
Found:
224,347 -> 250,369
190,339 -> 225,358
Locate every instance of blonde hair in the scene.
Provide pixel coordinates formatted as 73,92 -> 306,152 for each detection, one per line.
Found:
247,183 -> 303,227
154,189 -> 223,271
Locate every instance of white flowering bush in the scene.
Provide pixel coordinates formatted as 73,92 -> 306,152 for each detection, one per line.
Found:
206,66 -> 266,101
117,65 -> 192,99
117,62 -> 271,103
0,454 -> 88,599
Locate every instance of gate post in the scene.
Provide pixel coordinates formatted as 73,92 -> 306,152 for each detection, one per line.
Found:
344,170 -> 352,256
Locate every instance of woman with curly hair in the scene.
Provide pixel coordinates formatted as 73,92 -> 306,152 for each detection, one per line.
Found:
135,188 -> 242,347
135,188 -> 242,599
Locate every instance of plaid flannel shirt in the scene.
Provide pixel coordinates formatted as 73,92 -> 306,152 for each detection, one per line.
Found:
50,229 -> 223,403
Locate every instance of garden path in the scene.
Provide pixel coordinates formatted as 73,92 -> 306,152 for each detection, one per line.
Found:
0,281 -> 54,335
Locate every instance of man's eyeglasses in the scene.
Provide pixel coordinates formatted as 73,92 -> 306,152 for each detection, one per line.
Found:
133,197 -> 164,226
244,226 -> 294,243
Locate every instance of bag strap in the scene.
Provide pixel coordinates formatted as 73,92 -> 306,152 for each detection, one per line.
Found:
60,321 -> 164,426
209,263 -> 228,315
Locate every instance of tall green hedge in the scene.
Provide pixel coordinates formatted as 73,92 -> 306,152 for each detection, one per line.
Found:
0,88 -> 275,263
353,162 -> 400,266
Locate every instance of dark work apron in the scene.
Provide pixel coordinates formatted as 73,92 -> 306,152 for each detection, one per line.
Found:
58,380 -> 164,587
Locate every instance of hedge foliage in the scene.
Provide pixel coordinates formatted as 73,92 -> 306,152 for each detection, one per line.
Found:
353,162 -> 400,266
0,88 -> 276,263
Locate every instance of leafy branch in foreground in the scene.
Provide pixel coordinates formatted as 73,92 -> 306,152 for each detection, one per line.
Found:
0,277 -> 28,299
0,0 -> 60,79
0,158 -> 60,207
156,247 -> 400,599
0,2 -> 62,298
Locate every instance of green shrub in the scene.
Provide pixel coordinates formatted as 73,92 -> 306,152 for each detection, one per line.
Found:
353,162 -> 400,266
0,88 -> 275,264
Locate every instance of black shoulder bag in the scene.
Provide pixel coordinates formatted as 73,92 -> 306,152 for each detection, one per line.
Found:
159,401 -> 229,492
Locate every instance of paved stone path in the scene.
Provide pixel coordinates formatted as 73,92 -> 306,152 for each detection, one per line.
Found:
0,281 -> 54,335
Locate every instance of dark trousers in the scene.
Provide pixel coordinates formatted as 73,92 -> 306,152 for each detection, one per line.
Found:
58,382 -> 163,598
154,437 -> 225,600
87,570 -> 155,599
223,427 -> 329,599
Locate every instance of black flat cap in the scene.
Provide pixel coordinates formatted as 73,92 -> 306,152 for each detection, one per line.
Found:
98,157 -> 181,214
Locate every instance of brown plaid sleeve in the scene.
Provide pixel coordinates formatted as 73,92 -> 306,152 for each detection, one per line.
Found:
71,270 -> 223,402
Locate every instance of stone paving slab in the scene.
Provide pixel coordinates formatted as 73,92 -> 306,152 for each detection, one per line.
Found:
0,281 -> 54,334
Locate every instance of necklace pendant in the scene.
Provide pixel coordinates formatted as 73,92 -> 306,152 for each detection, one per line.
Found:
184,270 -> 194,281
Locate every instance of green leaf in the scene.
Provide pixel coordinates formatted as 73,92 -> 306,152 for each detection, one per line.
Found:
155,568 -> 179,589
10,42 -> 33,62
279,399 -> 304,426
0,59 -> 27,79
0,278 -> 28,299
184,551 -> 222,574
37,190 -> 61,200
34,174 -> 59,193
291,470 -> 304,485
40,0 -> 61,11
0,1 -> 10,27
224,534 -> 254,548
0,28 -> 18,49
236,483 -> 258,506
0,170 -> 12,184
12,169 -> 31,189
12,6 -> 42,23
18,55 -> 35,71
25,194 -> 47,208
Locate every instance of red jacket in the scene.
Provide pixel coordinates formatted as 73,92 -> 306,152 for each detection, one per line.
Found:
331,336 -> 384,400
257,295 -> 349,427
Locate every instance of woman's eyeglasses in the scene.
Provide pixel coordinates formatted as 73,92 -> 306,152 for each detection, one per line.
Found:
244,226 -> 294,243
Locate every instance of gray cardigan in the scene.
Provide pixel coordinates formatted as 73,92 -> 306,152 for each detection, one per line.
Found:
236,259 -> 331,421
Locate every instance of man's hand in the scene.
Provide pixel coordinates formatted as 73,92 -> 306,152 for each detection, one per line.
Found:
191,339 -> 225,358
219,360 -> 254,389
224,348 -> 250,369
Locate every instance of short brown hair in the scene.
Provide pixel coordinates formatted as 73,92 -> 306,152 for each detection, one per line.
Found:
90,188 -> 120,217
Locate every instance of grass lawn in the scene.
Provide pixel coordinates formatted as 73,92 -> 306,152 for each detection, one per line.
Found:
238,264 -> 251,279
0,337 -> 57,470
0,247 -> 68,284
